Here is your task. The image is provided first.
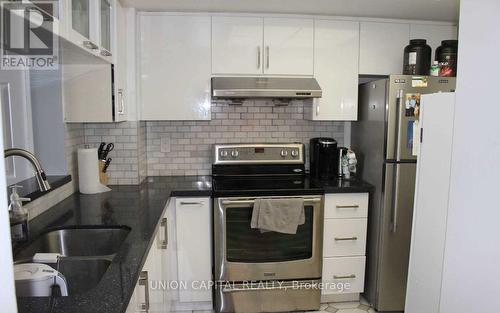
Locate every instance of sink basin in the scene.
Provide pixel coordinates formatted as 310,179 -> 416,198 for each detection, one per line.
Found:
15,226 -> 131,259
49,258 -> 112,295
14,226 -> 130,297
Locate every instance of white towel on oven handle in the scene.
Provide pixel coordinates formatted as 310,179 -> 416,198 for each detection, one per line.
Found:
250,198 -> 305,234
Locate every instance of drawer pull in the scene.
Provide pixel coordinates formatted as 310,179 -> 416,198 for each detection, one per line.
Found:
179,201 -> 204,206
334,236 -> 358,241
333,274 -> 356,280
336,205 -> 360,209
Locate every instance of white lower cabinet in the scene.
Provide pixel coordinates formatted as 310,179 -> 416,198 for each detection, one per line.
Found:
322,193 -> 369,302
322,257 -> 366,295
126,197 -> 213,313
324,193 -> 369,219
175,198 -> 212,304
127,204 -> 169,313
323,219 -> 367,257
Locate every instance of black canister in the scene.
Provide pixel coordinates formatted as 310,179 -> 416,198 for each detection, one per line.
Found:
436,40 -> 458,77
403,39 -> 432,75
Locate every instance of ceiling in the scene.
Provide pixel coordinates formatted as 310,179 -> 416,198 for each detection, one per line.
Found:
121,0 -> 460,22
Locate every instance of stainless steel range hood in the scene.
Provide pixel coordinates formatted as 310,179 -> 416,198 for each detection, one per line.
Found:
211,77 -> 322,99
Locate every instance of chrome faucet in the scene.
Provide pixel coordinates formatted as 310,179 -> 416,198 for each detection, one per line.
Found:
4,148 -> 51,192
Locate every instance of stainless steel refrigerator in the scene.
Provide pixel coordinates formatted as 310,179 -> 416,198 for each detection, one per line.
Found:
351,75 -> 455,312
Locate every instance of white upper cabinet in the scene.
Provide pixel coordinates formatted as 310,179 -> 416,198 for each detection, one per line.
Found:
410,24 -> 458,61
66,0 -> 101,54
359,22 -> 410,75
112,0 -> 127,121
212,16 -> 264,75
312,20 -> 359,121
211,16 -> 313,76
61,0 -> 117,62
63,0 -> 127,123
139,14 -> 211,121
99,0 -> 112,54
263,18 -> 314,76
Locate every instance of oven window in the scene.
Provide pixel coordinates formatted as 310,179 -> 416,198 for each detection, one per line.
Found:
225,206 -> 314,263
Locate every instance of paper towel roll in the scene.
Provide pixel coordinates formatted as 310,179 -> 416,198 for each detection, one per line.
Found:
78,148 -> 111,194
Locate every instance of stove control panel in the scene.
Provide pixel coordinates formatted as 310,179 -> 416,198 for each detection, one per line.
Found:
214,143 -> 304,165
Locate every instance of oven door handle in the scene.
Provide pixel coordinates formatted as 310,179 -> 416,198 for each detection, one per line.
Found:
221,197 -> 322,206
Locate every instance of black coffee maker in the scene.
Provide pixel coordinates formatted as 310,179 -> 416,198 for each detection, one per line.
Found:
310,137 -> 338,180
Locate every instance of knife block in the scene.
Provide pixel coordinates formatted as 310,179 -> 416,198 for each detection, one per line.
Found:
98,160 -> 109,186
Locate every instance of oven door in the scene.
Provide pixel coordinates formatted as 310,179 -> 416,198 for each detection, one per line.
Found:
214,195 -> 324,282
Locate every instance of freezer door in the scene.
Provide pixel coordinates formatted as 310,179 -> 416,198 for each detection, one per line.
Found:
386,75 -> 456,161
375,162 -> 416,311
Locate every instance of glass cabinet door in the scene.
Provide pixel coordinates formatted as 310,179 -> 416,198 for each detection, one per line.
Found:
100,0 -> 112,52
71,0 -> 90,39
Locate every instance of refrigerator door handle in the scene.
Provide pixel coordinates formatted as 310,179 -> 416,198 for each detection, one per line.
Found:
391,164 -> 401,233
395,89 -> 404,160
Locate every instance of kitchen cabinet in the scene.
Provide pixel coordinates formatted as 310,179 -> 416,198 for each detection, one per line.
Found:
63,0 -> 127,122
211,16 -> 313,76
127,197 -> 213,312
410,24 -> 458,61
99,0 -> 112,54
139,14 -> 211,121
59,0 -> 117,62
322,193 -> 369,302
212,16 -> 264,75
126,207 -> 169,313
66,0 -> 96,49
112,0 -> 128,121
359,22 -> 410,75
312,20 -> 359,121
263,18 -> 314,76
175,198 -> 212,303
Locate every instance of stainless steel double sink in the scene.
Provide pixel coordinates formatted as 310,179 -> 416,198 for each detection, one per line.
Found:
15,226 -> 131,296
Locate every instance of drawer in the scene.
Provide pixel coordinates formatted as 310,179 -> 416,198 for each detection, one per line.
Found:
324,193 -> 369,219
323,219 -> 367,257
322,256 -> 366,295
175,197 -> 210,209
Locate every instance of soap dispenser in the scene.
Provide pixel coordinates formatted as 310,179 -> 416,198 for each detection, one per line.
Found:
8,185 -> 30,242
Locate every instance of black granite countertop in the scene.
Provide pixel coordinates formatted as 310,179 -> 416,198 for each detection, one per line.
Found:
7,175 -> 72,204
15,176 -> 212,313
14,174 -> 370,313
308,176 -> 374,194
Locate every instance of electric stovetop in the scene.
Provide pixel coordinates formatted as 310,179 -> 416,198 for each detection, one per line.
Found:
212,175 -> 325,197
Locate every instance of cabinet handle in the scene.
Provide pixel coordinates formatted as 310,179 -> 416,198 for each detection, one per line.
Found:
82,40 -> 98,50
333,274 -> 356,280
138,271 -> 150,312
334,236 -> 358,241
100,49 -> 112,57
117,89 -> 125,114
159,217 -> 168,249
336,205 -> 360,209
257,46 -> 261,69
179,201 -> 204,206
265,46 -> 270,69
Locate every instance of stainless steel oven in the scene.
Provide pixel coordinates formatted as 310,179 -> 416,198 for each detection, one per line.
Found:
214,195 -> 324,282
212,143 -> 325,313
214,195 -> 324,313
